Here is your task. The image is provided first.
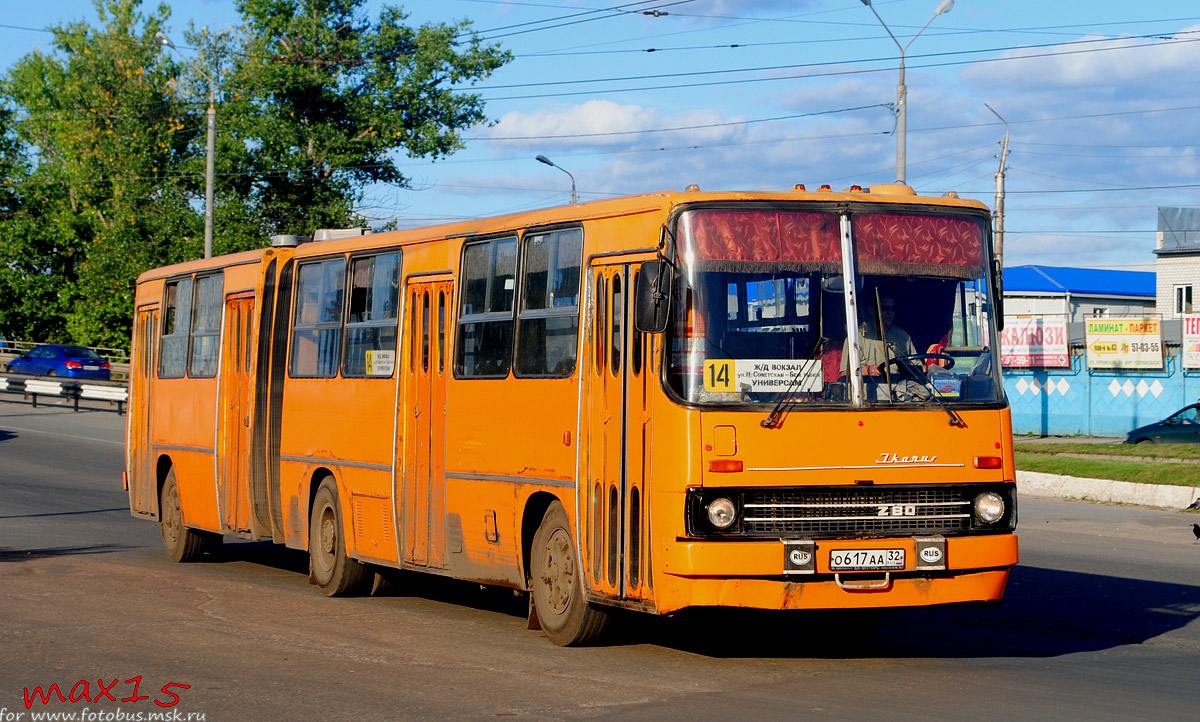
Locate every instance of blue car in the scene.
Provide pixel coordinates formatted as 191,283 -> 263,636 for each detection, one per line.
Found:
4,344 -> 112,380
1125,403 -> 1200,444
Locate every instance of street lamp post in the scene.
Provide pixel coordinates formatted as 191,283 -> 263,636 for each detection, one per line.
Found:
535,154 -> 577,204
156,31 -> 216,259
859,0 -> 954,185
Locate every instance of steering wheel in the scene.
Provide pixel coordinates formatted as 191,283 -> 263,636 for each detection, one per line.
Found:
886,353 -> 955,372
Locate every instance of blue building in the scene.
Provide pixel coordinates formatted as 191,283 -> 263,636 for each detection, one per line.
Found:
1003,265 -> 1156,323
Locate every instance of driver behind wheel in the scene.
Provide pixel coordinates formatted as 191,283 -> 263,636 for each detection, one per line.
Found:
841,294 -> 916,378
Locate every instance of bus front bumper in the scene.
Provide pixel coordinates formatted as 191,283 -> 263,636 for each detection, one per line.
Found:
652,533 -> 1018,615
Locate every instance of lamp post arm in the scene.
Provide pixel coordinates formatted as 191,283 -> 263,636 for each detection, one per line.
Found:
865,4 -> 902,52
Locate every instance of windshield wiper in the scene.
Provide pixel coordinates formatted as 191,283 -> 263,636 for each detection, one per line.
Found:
762,278 -> 826,429
873,289 -> 895,405
760,335 -> 826,429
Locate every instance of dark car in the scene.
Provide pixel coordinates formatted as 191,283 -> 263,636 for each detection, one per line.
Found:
4,344 -> 111,380
1125,403 -> 1200,444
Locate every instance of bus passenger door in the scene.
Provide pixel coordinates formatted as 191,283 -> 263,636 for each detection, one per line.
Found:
219,292 -> 255,533
586,263 -> 649,601
402,279 -> 452,568
129,306 -> 158,517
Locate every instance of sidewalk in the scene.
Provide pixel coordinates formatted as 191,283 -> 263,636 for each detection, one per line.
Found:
1018,470 -> 1200,510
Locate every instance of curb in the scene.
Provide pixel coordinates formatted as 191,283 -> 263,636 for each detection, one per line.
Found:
1017,470 -> 1200,510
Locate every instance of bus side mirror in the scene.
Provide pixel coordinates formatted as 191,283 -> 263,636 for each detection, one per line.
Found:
635,260 -> 673,333
992,258 -> 1004,331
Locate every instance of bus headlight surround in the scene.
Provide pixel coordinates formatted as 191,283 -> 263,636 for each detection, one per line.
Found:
973,491 -> 1005,525
707,497 -> 737,529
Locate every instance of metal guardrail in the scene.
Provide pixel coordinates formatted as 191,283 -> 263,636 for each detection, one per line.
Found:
0,373 -> 128,414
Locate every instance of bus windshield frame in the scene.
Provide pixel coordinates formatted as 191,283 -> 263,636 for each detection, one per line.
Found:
663,202 -> 1005,411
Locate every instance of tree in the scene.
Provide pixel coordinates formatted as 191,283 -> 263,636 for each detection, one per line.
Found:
0,0 -> 200,347
0,0 -> 509,348
193,0 -> 510,247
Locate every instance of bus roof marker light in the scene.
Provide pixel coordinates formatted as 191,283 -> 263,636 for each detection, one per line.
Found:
848,185 -> 866,193
684,184 -> 702,192
793,184 -> 806,191
819,184 -> 832,192
942,191 -> 960,198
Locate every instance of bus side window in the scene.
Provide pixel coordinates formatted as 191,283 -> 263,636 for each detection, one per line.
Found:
344,251 -> 401,377
595,273 -> 606,375
516,227 -> 582,377
631,269 -> 643,376
291,257 -> 346,378
610,272 -> 622,376
456,237 -> 517,378
159,277 -> 193,379
438,291 -> 446,373
189,273 -> 223,378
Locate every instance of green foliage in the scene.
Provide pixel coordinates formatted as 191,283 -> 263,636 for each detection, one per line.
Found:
1,0 -> 199,347
0,0 -> 509,349
1014,451 -> 1200,487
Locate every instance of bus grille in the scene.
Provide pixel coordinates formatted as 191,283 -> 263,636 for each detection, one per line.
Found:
742,487 -> 974,537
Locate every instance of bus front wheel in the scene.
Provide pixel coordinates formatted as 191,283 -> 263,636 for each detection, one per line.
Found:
309,477 -> 370,597
160,469 -> 206,563
531,501 -> 609,646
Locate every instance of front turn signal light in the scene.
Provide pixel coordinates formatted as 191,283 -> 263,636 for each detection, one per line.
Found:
708,460 -> 743,473
974,456 -> 1003,469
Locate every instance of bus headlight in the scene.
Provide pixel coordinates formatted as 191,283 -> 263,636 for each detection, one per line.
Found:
973,492 -> 1005,524
707,498 -> 737,529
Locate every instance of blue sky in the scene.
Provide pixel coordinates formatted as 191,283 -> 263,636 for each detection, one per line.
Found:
4,0 -> 1200,271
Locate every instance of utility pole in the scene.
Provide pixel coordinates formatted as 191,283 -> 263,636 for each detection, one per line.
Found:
985,103 -> 1010,268
157,31 -> 216,259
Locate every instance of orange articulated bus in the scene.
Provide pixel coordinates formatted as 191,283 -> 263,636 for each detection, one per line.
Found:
125,184 -> 1018,645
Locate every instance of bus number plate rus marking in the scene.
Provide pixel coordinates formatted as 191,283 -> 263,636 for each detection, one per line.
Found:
828,549 -> 905,572
782,540 -> 816,575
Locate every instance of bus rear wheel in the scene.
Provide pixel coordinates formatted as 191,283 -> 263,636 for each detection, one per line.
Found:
160,469 -> 205,563
309,477 -> 370,597
531,501 -> 609,646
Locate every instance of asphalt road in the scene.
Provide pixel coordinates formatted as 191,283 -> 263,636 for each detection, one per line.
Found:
1,394 -> 1198,721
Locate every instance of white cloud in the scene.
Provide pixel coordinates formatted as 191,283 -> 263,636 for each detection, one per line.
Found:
481,100 -> 748,150
963,29 -> 1200,93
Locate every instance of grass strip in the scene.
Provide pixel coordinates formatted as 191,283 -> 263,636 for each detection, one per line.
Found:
1013,441 -> 1200,460
1014,452 -> 1200,487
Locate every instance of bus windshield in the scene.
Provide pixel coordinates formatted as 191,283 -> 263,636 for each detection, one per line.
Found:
666,206 -> 1004,408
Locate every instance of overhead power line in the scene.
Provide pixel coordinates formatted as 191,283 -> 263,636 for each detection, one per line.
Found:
469,31 -> 1200,96
519,15 -> 1200,57
471,102 -> 889,141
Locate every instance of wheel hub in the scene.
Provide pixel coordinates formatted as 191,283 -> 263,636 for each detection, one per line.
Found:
541,528 -> 574,615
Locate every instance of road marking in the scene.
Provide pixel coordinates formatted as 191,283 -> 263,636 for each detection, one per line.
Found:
0,424 -> 122,446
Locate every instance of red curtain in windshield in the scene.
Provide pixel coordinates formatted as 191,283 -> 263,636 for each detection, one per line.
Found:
853,212 -> 985,278
683,210 -> 840,270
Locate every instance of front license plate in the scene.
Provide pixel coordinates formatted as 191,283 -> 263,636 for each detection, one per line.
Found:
828,548 -> 905,571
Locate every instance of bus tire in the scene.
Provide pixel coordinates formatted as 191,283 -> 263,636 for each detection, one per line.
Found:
309,477 -> 370,597
531,501 -> 609,646
160,469 -> 206,563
